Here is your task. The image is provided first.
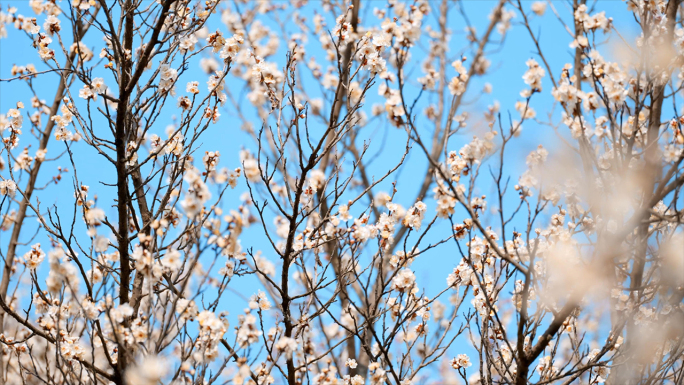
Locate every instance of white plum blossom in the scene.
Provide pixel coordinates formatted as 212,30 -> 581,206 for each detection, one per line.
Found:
392,268 -> 417,292
451,354 -> 472,369
23,243 -> 45,270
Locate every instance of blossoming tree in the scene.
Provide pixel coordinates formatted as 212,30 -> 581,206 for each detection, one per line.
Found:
0,0 -> 682,384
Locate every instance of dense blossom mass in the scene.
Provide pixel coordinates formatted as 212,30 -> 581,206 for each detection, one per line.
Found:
0,0 -> 683,385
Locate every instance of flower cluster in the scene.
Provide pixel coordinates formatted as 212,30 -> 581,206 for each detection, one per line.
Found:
78,77 -> 106,100
521,58 -> 545,94
391,268 -> 417,293
0,179 -> 17,197
402,201 -> 427,230
158,63 -> 178,95
451,354 -> 472,370
448,59 -> 469,96
23,243 -> 45,270
193,311 -> 228,363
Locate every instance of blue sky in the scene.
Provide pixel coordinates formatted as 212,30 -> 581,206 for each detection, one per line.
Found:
0,0 -> 643,379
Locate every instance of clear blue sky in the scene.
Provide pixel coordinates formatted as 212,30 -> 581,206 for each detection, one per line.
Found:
0,0 -> 641,379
